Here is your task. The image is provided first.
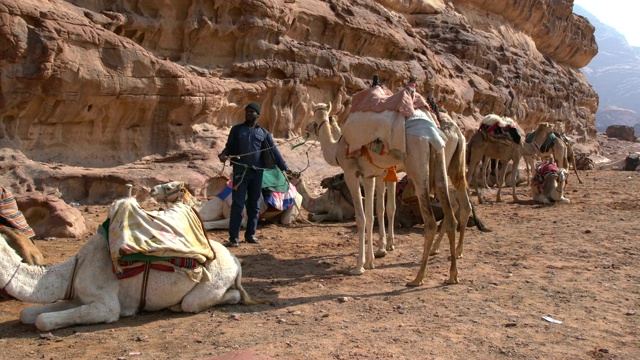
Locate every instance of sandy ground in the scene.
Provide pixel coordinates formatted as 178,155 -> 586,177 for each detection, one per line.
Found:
1,137 -> 639,360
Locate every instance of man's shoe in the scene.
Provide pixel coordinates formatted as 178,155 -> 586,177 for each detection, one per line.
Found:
245,236 -> 260,244
224,239 -> 240,247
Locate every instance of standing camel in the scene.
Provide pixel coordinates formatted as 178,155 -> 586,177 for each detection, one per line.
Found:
467,114 -> 524,204
306,102 -> 459,286
524,123 -> 583,184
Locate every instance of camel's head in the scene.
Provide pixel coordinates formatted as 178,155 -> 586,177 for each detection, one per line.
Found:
149,181 -> 186,202
306,102 -> 332,136
535,122 -> 554,134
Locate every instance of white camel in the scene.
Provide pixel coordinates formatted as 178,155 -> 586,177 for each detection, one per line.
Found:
467,114 -> 524,203
0,200 -> 262,331
306,101 -> 458,286
530,162 -> 570,204
149,180 -> 302,229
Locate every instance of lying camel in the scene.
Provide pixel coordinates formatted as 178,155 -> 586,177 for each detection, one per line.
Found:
0,199 -> 262,331
149,180 -> 302,229
530,162 -> 570,204
289,173 -> 355,222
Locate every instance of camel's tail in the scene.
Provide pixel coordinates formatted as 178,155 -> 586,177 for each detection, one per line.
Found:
470,198 -> 491,232
234,259 -> 272,305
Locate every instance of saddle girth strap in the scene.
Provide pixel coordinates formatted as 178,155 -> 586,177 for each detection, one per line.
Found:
64,256 -> 79,301
139,262 -> 151,312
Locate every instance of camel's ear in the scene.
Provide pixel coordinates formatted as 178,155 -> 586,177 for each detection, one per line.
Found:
311,101 -> 317,110
328,102 -> 332,115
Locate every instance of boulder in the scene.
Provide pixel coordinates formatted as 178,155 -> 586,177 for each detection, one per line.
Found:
605,125 -> 636,142
16,194 -> 87,238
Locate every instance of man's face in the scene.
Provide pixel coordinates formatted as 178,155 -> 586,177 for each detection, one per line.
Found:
245,108 -> 259,122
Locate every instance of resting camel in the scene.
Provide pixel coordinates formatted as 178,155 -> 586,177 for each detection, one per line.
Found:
523,122 -> 582,184
0,199 -> 262,331
467,114 -> 524,204
307,101 -> 459,286
149,181 -> 302,229
530,162 -> 570,204
288,173 -> 355,222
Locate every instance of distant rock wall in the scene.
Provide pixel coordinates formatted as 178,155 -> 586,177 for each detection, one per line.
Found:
0,0 -> 599,167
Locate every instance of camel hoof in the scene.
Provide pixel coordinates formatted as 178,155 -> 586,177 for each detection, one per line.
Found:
375,249 -> 388,258
386,245 -> 395,252
406,280 -> 423,287
429,249 -> 440,256
364,262 -> 375,270
445,277 -> 459,285
349,268 -> 365,275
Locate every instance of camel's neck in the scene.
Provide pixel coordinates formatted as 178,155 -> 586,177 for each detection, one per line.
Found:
182,190 -> 201,208
293,178 -> 320,210
315,118 -> 341,166
1,251 -> 74,303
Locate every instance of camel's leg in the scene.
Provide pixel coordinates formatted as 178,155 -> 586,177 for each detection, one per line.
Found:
20,301 -> 81,324
466,153 -> 484,205
495,160 -> 507,202
510,158 -> 521,202
363,176 -> 376,270
374,177 -> 388,258
202,218 -> 231,230
344,172 -> 366,275
179,279 -> 241,313
407,141 -> 458,286
33,297 -> 121,331
385,181 -> 396,252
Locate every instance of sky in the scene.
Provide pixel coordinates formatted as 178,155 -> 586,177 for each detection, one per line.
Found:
573,0 -> 640,47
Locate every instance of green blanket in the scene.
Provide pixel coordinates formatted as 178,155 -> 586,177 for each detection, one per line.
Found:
262,168 -> 289,193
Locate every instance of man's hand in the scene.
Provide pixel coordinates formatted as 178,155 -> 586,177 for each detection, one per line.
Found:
284,169 -> 300,178
218,154 -> 229,162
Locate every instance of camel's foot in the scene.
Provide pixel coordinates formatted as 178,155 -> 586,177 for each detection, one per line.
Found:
364,261 -> 375,270
429,249 -> 441,256
375,249 -> 388,258
168,304 -> 182,312
386,244 -> 395,252
349,267 -> 365,275
445,273 -> 459,285
406,278 -> 424,287
558,197 -> 570,204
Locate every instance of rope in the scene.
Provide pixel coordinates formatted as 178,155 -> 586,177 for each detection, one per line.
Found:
1,262 -> 20,290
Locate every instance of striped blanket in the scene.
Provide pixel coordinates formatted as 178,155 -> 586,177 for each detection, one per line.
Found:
107,198 -> 213,272
216,180 -> 298,212
0,187 -> 36,239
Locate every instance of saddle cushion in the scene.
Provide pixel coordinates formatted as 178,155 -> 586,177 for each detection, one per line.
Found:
106,198 -> 213,272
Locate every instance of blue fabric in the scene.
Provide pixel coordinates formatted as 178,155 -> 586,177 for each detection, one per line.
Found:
220,122 -> 288,171
229,169 -> 263,240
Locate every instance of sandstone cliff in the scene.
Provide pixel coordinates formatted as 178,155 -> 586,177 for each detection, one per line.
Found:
0,0 -> 598,165
0,0 -> 599,203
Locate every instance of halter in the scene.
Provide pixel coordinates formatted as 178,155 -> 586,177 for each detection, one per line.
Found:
1,262 -> 21,291
160,182 -> 186,203
311,119 -> 329,137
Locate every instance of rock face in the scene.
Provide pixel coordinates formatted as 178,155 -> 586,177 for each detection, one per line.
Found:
605,125 -> 636,142
0,0 -> 599,171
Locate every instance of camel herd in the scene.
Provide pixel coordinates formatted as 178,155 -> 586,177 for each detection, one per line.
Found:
1,88 -> 586,331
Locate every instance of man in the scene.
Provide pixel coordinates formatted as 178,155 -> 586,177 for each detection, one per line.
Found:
218,102 -> 290,247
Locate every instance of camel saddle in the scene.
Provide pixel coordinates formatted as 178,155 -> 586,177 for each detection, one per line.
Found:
342,86 -> 446,158
105,198 -> 214,273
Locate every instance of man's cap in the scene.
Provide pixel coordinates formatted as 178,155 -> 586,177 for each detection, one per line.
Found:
246,102 -> 261,115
